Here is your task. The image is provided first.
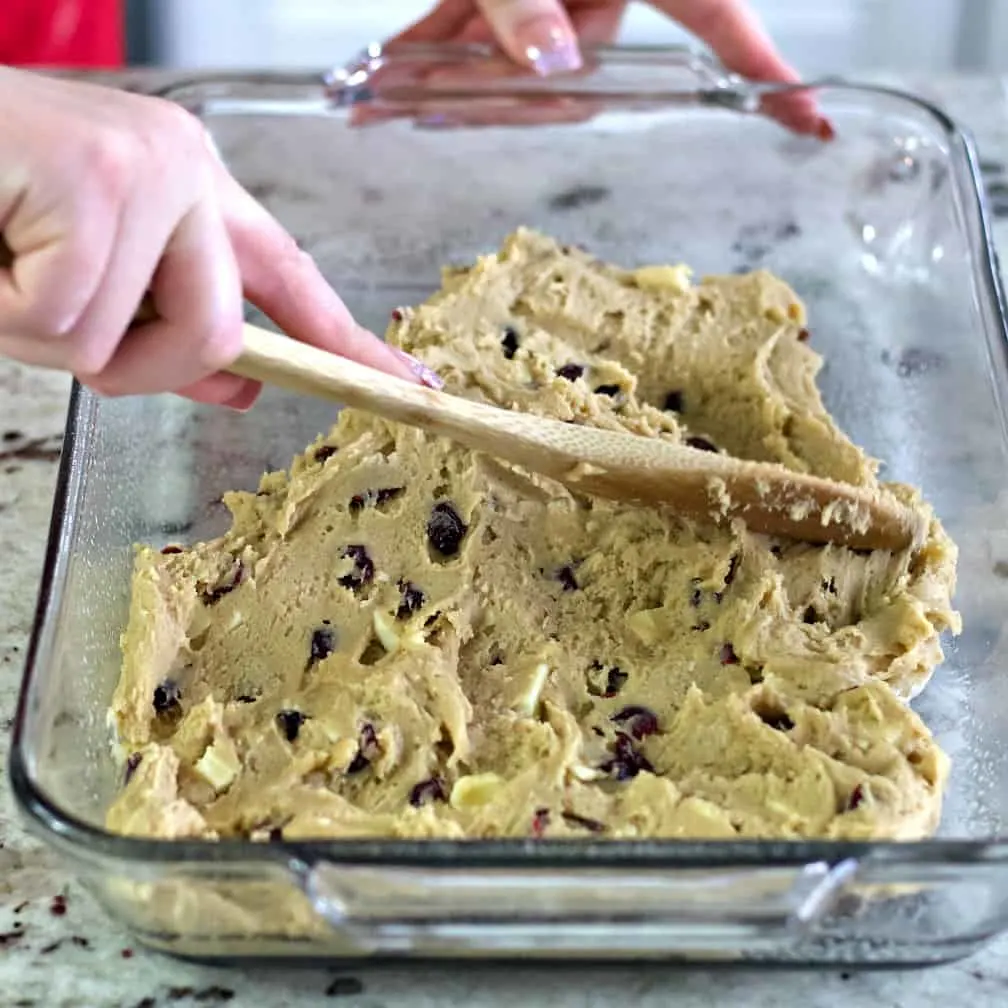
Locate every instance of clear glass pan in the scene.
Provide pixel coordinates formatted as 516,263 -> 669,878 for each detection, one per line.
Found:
9,44 -> 1008,966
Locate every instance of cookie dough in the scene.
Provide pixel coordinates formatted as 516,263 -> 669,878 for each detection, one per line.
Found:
107,229 -> 960,843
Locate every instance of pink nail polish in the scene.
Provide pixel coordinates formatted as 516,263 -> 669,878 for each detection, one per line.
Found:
394,349 -> 445,391
521,18 -> 582,76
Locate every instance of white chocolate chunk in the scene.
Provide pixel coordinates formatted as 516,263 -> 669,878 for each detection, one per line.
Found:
450,772 -> 504,808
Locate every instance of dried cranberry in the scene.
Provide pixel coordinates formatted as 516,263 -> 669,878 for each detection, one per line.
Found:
663,390 -> 684,413
339,544 -> 374,591
49,895 -> 67,916
359,722 -> 379,753
408,776 -> 447,807
724,554 -> 740,588
587,662 -> 627,698
593,384 -> 621,397
347,722 -> 380,774
531,807 -> 551,837
556,565 -> 579,591
611,705 -> 659,739
310,624 -> 336,663
802,606 -> 818,625
561,811 -> 605,833
350,487 -> 404,513
847,784 -> 866,810
556,363 -> 585,381
797,328 -> 810,343
604,667 -> 627,697
152,680 -> 181,714
200,560 -> 244,605
601,732 -> 655,780
124,752 -> 142,784
314,444 -> 338,463
391,308 -> 404,322
689,582 -> 703,607
501,326 -> 520,359
427,501 -> 468,557
397,581 -> 425,619
160,545 -> 183,555
719,643 -> 739,665
686,436 -> 718,453
276,710 -> 307,742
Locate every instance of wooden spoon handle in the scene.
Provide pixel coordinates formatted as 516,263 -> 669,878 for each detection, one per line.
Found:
234,325 -> 927,553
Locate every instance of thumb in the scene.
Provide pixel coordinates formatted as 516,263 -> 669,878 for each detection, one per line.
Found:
476,0 -> 583,75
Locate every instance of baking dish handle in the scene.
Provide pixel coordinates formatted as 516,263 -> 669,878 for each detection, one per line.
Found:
296,858 -> 859,954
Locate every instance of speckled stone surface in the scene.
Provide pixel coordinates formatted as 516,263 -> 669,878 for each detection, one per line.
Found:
1,71 -> 1008,1007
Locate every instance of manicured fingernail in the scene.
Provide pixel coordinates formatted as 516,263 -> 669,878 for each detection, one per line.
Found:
817,117 -> 836,142
394,349 -> 444,390
521,17 -> 582,76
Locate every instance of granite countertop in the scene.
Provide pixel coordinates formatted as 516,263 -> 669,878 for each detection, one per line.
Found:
2,70 -> 1008,1008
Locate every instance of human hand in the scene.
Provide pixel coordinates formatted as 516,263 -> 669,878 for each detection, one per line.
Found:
390,0 -> 826,136
0,68 -> 430,409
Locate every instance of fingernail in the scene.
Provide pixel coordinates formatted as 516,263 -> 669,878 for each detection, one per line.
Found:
817,117 -> 836,142
394,349 -> 445,391
520,17 -> 582,76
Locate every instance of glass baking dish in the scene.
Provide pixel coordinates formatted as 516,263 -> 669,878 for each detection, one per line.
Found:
9,44 -> 1008,967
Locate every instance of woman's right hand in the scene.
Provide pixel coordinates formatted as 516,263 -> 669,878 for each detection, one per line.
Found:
389,0 -> 825,136
0,68 -> 432,410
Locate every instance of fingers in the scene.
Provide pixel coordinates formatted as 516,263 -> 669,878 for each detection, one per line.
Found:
474,0 -> 582,74
84,197 -> 245,396
0,75 -> 255,401
177,372 -> 261,410
654,0 -> 794,80
214,168 -> 431,386
651,0 -> 822,134
0,164 -> 118,347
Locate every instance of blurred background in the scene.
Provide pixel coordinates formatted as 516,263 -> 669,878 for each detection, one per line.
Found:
125,0 -> 1008,74
4,1 -> 1008,74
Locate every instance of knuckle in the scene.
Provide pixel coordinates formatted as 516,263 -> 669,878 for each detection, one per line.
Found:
81,128 -> 139,198
148,97 -> 210,156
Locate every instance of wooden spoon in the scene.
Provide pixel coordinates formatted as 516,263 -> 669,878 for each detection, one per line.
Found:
231,323 -> 926,552
0,237 -> 924,551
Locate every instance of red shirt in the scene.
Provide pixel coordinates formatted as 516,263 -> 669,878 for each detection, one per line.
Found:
0,0 -> 124,68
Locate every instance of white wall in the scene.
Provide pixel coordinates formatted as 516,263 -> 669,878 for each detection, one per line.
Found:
154,1 -> 994,75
